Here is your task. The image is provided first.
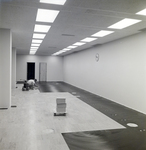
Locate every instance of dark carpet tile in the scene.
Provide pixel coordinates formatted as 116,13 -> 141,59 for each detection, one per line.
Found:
38,81 -> 146,150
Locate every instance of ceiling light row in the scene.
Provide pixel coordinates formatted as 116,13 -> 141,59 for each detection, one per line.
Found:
30,0 -> 67,55
30,9 -> 59,54
53,8 -> 145,56
52,31 -> 114,55
30,24 -> 51,54
53,37 -> 98,55
53,18 -> 141,55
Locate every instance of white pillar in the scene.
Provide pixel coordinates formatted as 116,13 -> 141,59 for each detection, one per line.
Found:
0,29 -> 12,108
12,48 -> 16,89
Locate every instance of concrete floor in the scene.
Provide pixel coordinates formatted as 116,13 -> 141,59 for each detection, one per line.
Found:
0,83 -> 124,150
38,81 -> 146,150
0,82 -> 145,150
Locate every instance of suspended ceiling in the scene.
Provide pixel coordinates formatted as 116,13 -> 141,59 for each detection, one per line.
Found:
0,0 -> 146,56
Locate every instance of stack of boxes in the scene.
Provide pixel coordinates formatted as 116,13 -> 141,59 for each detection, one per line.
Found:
55,98 -> 66,116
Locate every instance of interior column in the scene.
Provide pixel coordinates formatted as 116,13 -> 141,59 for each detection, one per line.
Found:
0,29 -> 12,108
12,48 -> 16,89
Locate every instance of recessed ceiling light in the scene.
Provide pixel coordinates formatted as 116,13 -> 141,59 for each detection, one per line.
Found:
40,0 -> 66,5
30,49 -> 37,51
136,8 -> 146,16
33,33 -> 46,39
59,50 -> 66,52
67,45 -> 78,49
92,30 -> 114,37
73,42 -> 86,46
30,49 -> 38,51
34,24 -> 51,33
53,52 -> 62,55
31,43 -> 40,47
32,39 -> 43,44
30,47 -> 39,50
36,9 -> 60,23
63,48 -> 71,51
30,50 -> 37,55
81,37 -> 97,42
52,53 -> 58,56
108,18 -> 141,29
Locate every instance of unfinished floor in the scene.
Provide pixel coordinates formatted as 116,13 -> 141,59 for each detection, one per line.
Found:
0,82 -> 145,150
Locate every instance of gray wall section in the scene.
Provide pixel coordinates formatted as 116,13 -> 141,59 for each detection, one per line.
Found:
16,31 -> 146,114
0,29 -> 12,108
12,48 -> 16,88
16,55 -> 64,82
63,31 -> 146,114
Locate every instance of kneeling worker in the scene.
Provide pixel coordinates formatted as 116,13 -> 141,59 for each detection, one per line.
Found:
27,79 -> 37,89
22,80 -> 29,91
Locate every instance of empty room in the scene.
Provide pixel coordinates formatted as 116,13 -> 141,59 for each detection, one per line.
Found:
0,0 -> 146,150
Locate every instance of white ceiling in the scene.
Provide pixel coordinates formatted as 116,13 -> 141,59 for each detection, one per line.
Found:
1,0 -> 146,56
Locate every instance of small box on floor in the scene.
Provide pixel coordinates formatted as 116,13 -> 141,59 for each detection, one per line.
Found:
56,98 -> 66,104
54,98 -> 67,116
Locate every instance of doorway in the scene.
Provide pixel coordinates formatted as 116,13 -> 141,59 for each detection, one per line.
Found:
27,62 -> 35,80
39,62 -> 47,82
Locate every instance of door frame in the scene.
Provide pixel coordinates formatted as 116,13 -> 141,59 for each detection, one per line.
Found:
27,62 -> 35,80
39,62 -> 47,82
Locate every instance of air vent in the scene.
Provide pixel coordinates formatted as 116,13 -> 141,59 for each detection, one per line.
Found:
62,34 -> 75,37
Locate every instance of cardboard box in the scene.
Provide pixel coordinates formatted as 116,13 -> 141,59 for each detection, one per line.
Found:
56,98 -> 66,104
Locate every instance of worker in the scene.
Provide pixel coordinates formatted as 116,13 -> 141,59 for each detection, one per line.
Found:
22,80 -> 29,91
27,79 -> 37,89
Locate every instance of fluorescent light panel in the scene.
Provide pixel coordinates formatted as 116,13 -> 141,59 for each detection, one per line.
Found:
92,30 -> 114,37
67,45 -> 78,49
30,49 -> 37,51
59,50 -> 66,52
30,51 -> 37,54
53,52 -> 61,55
40,0 -> 66,5
30,49 -> 38,51
36,9 -> 60,23
31,43 -> 40,47
34,24 -> 51,33
30,52 -> 35,55
81,37 -> 97,42
30,47 -> 39,49
33,33 -> 46,39
32,39 -> 42,44
73,42 -> 86,46
63,48 -> 71,51
55,52 -> 61,54
136,8 -> 146,16
53,53 -> 58,56
108,18 -> 141,29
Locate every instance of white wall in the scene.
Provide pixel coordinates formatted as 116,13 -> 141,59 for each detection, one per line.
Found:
12,48 -> 16,88
0,29 -> 12,108
63,32 -> 146,114
16,55 -> 63,82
